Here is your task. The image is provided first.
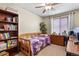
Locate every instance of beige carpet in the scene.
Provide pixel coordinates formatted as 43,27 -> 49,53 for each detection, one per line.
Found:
15,44 -> 66,56
36,44 -> 66,56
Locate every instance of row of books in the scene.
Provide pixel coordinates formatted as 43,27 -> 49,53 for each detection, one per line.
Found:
0,16 -> 18,23
0,42 -> 7,51
0,40 -> 17,51
6,16 -> 18,23
8,40 -> 17,48
0,33 -> 10,39
4,24 -> 17,31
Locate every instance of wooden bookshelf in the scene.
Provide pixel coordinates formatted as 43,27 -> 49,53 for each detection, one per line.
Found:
0,9 -> 19,56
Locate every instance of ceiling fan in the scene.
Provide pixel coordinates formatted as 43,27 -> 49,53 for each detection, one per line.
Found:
35,3 -> 59,13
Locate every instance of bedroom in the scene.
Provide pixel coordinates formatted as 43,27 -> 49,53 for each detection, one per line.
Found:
0,3 -> 79,56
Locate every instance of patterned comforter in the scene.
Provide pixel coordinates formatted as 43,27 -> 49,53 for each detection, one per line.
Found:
30,36 -> 50,55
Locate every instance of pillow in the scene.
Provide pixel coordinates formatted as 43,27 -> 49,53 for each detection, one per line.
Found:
39,34 -> 48,37
20,36 -> 31,40
31,35 -> 35,38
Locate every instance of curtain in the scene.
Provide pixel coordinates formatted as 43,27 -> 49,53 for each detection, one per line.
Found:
51,12 -> 75,35
68,12 -> 75,31
60,17 -> 68,35
53,18 -> 60,35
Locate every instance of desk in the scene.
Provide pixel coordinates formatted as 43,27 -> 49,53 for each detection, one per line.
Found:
66,40 -> 79,56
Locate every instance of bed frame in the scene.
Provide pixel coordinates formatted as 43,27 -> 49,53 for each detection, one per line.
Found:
19,38 -> 31,56
19,33 -> 50,56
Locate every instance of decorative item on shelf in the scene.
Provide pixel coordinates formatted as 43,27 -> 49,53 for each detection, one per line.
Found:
0,33 -> 5,39
13,17 -> 18,23
5,16 -> 13,22
40,22 -> 47,34
0,15 -> 6,21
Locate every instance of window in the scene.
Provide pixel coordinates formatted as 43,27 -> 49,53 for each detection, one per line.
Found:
53,18 -> 60,35
60,17 -> 68,35
51,12 -> 75,35
52,16 -> 68,35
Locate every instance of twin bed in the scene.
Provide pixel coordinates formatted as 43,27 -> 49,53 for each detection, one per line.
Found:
19,33 -> 51,56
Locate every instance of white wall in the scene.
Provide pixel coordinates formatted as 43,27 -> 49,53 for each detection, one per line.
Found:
0,4 -> 43,34
42,17 -> 51,34
18,8 -> 43,34
74,11 -> 79,27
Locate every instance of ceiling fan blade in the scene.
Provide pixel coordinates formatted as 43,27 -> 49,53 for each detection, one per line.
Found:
35,6 -> 44,8
42,9 -> 46,13
51,3 -> 59,6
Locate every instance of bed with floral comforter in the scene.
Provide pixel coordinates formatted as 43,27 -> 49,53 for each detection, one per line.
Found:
20,34 -> 51,56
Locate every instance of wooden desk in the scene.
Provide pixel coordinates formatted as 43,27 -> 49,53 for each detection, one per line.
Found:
50,35 -> 65,46
66,40 -> 79,56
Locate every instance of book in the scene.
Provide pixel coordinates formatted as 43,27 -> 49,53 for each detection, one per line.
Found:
13,17 -> 18,23
6,16 -> 13,22
4,24 -> 17,31
0,33 -> 10,39
0,42 -> 7,51
8,40 -> 17,48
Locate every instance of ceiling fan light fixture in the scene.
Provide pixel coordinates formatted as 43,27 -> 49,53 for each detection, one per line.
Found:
35,3 -> 59,13
45,6 -> 51,10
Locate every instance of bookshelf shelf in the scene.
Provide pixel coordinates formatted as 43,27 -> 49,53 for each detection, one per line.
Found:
0,21 -> 18,24
0,30 -> 18,32
8,45 -> 17,50
0,49 -> 7,52
0,9 -> 18,56
0,45 -> 17,52
0,38 -> 18,41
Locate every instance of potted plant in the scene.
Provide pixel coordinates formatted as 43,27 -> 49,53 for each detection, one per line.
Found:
40,22 -> 47,34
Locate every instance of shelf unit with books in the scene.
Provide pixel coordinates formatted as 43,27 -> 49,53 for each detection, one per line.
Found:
0,9 -> 19,56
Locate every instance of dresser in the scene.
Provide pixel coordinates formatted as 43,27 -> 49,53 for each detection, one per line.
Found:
50,35 -> 65,46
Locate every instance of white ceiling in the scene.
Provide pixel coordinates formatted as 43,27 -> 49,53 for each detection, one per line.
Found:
7,3 -> 79,17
